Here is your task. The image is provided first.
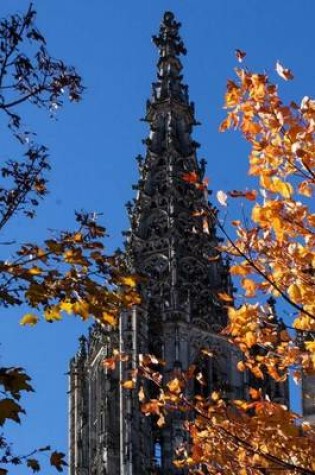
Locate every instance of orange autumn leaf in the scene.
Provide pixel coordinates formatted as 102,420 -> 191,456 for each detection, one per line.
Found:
249,387 -> 261,400
167,378 -> 183,395
141,400 -> 160,416
182,171 -> 198,184
217,291 -> 233,303
102,357 -> 116,371
241,119 -> 261,135
298,181 -> 313,197
241,278 -> 257,298
237,361 -> 246,372
230,265 -> 252,276
228,189 -> 257,201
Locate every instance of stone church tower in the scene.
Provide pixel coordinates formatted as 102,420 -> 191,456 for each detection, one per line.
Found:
69,12 -> 288,475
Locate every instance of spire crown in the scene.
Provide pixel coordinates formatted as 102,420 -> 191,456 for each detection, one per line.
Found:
152,11 -> 187,58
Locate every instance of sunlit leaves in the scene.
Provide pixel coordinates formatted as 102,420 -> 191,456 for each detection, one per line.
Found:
118,275 -> 138,288
134,352 -> 315,475
241,278 -> 257,298
167,377 -> 183,395
121,379 -> 136,390
0,5 -> 85,474
101,312 -> 117,326
228,189 -> 257,201
0,212 -> 140,328
219,59 -> 315,383
116,56 -> 315,475
102,351 -> 130,372
44,306 -> 62,322
182,171 -> 198,184
20,314 -> 39,326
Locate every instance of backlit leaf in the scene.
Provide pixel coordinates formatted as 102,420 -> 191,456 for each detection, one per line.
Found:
217,291 -> 233,302
276,60 -> 294,81
216,190 -> 228,206
121,380 -> 135,390
235,49 -> 246,63
20,313 -> 39,326
101,312 -> 117,326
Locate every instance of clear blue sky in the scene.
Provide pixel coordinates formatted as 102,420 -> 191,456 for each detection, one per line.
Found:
1,0 -> 314,472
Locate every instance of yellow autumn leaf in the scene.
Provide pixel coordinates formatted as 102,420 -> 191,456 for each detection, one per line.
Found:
287,283 -> 302,303
28,266 -> 42,275
293,315 -> 315,331
60,300 -> 74,314
245,331 -> 256,348
211,391 -> 220,401
102,312 -> 117,326
167,377 -> 182,395
252,204 -> 266,226
305,341 -> 315,353
121,380 -> 135,389
138,386 -> 145,402
157,413 -> 165,427
44,306 -> 62,322
120,276 -> 137,288
73,300 -> 90,319
271,177 -> 293,198
20,313 -> 39,326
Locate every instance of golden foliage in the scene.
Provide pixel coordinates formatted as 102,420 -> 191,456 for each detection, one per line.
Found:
219,61 -> 315,381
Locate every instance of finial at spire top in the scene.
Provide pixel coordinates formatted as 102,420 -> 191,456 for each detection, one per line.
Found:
152,11 -> 187,57
163,11 -> 177,26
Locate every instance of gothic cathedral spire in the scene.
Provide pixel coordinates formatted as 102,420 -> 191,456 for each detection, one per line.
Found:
127,11 -> 231,343
69,12 -> 262,475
